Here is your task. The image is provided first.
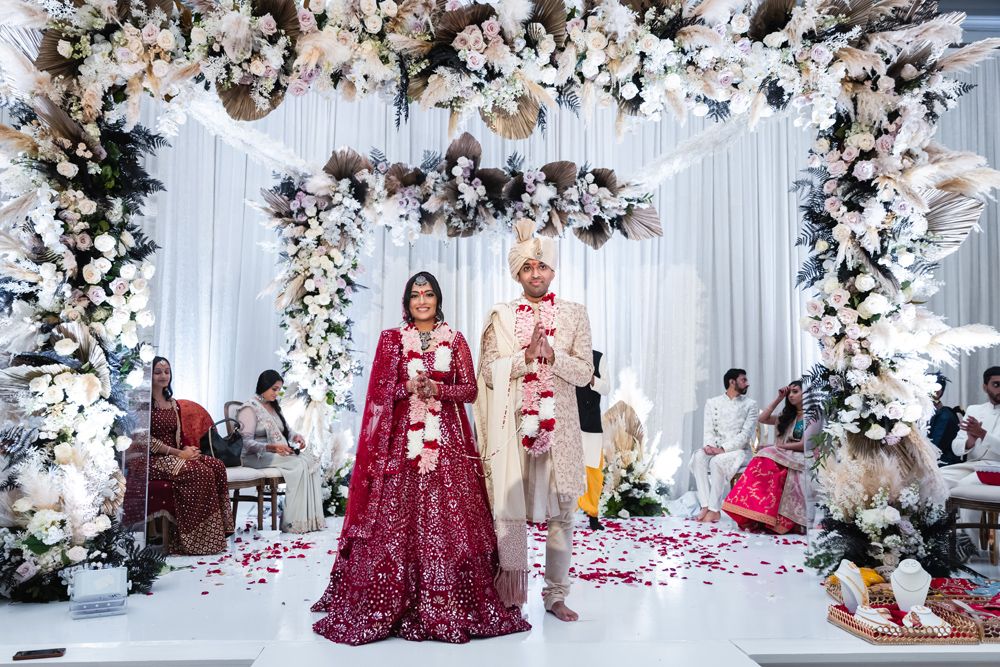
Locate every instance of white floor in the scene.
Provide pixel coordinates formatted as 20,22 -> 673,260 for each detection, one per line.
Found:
1,513 -> 998,666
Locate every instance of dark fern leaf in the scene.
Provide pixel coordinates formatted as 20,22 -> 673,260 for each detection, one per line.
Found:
420,150 -> 443,173
505,152 -> 524,176
705,98 -> 731,122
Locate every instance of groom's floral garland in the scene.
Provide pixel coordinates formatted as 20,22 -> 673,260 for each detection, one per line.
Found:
402,323 -> 453,474
515,293 -> 556,455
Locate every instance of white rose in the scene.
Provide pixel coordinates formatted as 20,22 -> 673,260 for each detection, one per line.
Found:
663,72 -> 681,91
141,261 -> 156,279
57,39 -> 73,58
249,60 -> 266,76
763,32 -> 787,48
95,514 -> 111,531
95,257 -> 113,273
126,368 -> 145,387
191,27 -> 207,45
137,309 -> 155,327
731,13 -> 750,33
891,422 -> 911,438
855,274 -> 876,292
156,29 -> 176,50
883,506 -> 901,523
29,375 -> 51,392
620,82 -> 638,100
54,338 -> 79,357
119,264 -> 137,280
43,386 -> 64,404
67,546 -> 88,562
152,59 -> 170,78
79,200 -> 97,215
82,263 -> 101,284
359,0 -> 378,14
865,424 -> 887,440
586,31 -> 608,52
57,161 -> 79,178
639,33 -> 659,52
94,234 -> 116,254
364,14 -> 382,32
81,522 -> 99,538
140,344 -> 155,362
859,293 -> 890,317
379,0 -> 397,16
53,443 -> 74,465
116,436 -> 132,452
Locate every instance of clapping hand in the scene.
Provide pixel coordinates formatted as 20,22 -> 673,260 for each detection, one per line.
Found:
960,416 -> 987,441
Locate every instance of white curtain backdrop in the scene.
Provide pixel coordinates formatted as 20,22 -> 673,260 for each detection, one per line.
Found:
134,60 -> 1000,496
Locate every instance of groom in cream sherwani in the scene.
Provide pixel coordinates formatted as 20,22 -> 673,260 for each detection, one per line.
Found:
474,219 -> 593,622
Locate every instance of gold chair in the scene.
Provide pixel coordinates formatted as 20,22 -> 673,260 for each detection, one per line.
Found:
225,401 -> 285,530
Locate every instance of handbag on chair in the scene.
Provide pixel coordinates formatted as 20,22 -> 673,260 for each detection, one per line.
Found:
200,419 -> 244,467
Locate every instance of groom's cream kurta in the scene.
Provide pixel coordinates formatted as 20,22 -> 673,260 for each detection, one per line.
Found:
475,297 -> 593,609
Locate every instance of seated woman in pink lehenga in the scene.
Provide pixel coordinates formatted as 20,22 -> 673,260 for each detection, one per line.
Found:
312,272 -> 530,645
722,380 -> 806,535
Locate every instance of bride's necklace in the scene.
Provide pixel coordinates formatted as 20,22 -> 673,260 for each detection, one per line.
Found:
419,330 -> 433,351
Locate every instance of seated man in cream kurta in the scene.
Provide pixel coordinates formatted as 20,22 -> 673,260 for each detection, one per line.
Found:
940,366 -> 1000,488
474,219 -> 593,623
690,368 -> 758,523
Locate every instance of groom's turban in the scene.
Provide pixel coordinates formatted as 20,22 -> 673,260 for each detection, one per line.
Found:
507,218 -> 558,281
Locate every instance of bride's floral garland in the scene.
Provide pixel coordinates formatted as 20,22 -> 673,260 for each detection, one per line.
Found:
514,293 -> 556,455
402,323 -> 453,474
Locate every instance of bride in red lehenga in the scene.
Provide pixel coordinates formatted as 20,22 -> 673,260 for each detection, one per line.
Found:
312,272 -> 531,645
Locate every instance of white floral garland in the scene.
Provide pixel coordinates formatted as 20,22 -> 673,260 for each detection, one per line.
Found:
402,322 -> 453,474
514,293 -> 556,455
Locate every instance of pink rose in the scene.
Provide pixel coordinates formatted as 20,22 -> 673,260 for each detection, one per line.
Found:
806,299 -> 825,317
809,322 -> 823,338
842,145 -> 860,162
111,277 -> 129,295
717,68 -> 734,87
14,560 -> 38,583
466,51 -> 486,70
838,308 -> 859,325
288,78 -> 310,96
827,289 -> 850,308
807,154 -> 822,168
141,23 -> 159,45
876,134 -> 895,155
466,26 -> 484,51
482,19 -> 501,39
567,18 -> 585,33
87,286 -> 107,305
842,211 -> 863,231
892,199 -> 910,215
259,13 -> 277,35
819,316 -> 841,336
298,8 -> 317,33
824,197 -> 841,213
824,149 -> 841,164
811,44 -> 832,66
445,0 -> 461,10
853,160 -> 876,180
76,233 -> 93,250
851,354 -> 871,370
845,323 -> 862,339
823,179 -> 839,194
452,33 -> 470,50
827,161 -> 847,177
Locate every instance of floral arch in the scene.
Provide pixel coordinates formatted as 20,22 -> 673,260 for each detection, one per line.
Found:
1,0 -> 1000,600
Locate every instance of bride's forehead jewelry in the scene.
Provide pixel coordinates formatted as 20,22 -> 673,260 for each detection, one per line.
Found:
414,274 -> 430,286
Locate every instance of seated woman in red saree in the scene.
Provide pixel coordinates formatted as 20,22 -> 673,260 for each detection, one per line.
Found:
312,272 -> 530,645
723,380 -> 806,535
149,357 -> 235,555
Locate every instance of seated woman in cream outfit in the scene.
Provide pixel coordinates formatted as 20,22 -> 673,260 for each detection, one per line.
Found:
238,370 -> 326,534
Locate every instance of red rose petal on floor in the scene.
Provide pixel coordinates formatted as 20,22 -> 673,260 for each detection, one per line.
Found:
201,591 -> 209,595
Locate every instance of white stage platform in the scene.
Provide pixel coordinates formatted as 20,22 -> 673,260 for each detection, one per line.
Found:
2,515 -> 998,666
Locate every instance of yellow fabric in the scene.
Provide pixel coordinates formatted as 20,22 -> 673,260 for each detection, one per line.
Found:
827,567 -> 885,588
577,453 -> 603,518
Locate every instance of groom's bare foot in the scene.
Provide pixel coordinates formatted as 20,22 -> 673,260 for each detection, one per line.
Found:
694,507 -> 709,522
702,510 -> 721,523
548,601 -> 579,622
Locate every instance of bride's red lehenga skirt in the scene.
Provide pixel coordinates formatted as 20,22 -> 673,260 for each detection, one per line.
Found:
311,428 -> 530,645
722,456 -> 800,535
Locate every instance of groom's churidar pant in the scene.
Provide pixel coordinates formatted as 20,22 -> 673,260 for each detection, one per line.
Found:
689,449 -> 749,512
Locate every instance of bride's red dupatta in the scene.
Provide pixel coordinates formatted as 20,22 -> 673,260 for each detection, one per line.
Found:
340,329 -> 405,545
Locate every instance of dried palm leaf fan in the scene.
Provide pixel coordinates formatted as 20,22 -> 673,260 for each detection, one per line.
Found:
480,94 -> 540,141
55,321 -> 112,397
323,146 -> 374,205
0,363 -> 71,406
573,168 -> 619,249
33,97 -> 106,160
259,187 -> 292,216
919,188 -> 985,257
818,0 -> 897,33
385,163 -> 441,234
619,203 -> 662,241
602,401 -> 645,475
747,0 -> 795,42
885,39 -> 935,80
407,3 -> 493,104
445,131 -> 483,173
33,29 -> 77,80
218,0 -> 301,121
102,469 -> 128,516
527,0 -> 567,48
